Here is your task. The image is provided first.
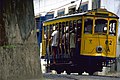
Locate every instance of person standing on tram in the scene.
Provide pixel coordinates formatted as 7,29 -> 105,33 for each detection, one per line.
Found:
69,29 -> 76,61
62,27 -> 69,54
51,26 -> 59,63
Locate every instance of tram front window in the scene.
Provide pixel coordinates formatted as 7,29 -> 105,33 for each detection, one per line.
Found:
109,20 -> 116,36
95,19 -> 107,34
84,18 -> 93,34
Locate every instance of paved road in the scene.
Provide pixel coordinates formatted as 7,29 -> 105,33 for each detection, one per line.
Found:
43,73 -> 120,80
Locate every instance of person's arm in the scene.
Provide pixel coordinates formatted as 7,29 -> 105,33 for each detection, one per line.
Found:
44,34 -> 47,39
51,31 -> 54,43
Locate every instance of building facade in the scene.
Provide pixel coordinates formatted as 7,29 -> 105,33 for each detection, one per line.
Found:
34,0 -> 120,20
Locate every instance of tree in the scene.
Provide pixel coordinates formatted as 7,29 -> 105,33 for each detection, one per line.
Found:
0,0 -> 43,80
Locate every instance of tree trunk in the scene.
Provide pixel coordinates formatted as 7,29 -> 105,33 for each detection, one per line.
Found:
0,0 -> 43,80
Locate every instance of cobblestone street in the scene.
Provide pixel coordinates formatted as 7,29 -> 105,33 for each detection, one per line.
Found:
43,72 -> 120,80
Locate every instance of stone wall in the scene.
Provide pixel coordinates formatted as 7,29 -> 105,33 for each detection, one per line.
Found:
0,0 -> 42,80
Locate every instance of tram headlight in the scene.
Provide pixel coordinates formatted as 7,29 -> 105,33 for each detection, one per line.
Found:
96,46 -> 103,53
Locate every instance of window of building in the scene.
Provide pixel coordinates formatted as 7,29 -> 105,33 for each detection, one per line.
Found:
68,5 -> 76,14
81,4 -> 88,12
57,8 -> 65,16
77,1 -> 88,12
92,0 -> 101,9
84,18 -> 93,34
45,11 -> 54,20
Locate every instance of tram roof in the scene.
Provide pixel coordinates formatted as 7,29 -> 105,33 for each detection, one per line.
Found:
44,12 -> 87,22
44,9 -> 119,23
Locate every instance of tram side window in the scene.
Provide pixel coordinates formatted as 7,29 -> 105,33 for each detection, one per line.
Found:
84,18 -> 93,34
59,22 -> 63,48
49,25 -> 53,55
109,20 -> 116,36
73,20 -> 76,32
44,26 -> 47,39
62,22 -> 65,34
59,23 -> 62,39
95,19 -> 107,34
77,20 -> 82,37
70,21 -> 73,31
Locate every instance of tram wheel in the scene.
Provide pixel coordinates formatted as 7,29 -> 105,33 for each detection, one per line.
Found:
66,70 -> 71,75
66,72 -> 71,75
56,70 -> 61,74
78,72 -> 82,75
88,72 -> 94,75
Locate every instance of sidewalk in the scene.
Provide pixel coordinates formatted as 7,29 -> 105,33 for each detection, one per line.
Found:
106,72 -> 120,77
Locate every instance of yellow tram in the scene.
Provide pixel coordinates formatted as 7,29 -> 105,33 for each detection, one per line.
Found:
42,8 -> 119,75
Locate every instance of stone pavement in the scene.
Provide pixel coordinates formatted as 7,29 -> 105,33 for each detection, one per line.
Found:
106,72 -> 120,77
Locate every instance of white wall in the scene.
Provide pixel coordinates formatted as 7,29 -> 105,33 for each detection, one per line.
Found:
33,0 -> 41,16
35,0 -> 120,17
34,0 -> 92,16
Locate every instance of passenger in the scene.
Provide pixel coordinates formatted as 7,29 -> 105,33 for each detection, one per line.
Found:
85,24 -> 92,33
70,30 -> 76,60
62,27 -> 69,54
43,31 -> 49,59
51,26 -> 59,63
